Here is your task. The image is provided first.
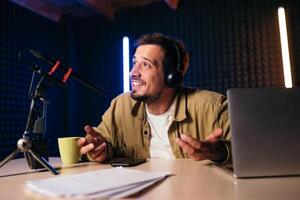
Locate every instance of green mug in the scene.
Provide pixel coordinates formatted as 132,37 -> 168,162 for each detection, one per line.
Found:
58,137 -> 80,165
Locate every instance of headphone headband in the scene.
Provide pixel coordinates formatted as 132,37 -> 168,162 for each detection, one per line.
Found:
173,42 -> 181,73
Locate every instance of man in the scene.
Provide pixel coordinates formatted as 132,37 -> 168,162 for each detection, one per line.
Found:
77,33 -> 230,163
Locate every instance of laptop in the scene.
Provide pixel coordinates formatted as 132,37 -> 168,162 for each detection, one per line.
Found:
221,88 -> 300,178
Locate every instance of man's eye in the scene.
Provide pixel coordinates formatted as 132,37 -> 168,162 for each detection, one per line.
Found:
142,62 -> 151,68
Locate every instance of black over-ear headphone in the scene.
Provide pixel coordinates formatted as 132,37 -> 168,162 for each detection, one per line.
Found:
164,42 -> 183,88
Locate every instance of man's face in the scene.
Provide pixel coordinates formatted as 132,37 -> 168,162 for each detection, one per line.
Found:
130,44 -> 167,102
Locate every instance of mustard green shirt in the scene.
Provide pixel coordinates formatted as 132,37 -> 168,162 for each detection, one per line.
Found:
94,87 -> 230,160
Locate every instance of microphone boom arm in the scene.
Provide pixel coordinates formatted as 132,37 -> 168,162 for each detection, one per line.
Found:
30,50 -> 105,95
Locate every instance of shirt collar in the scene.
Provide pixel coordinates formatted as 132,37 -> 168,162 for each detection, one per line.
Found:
173,87 -> 187,122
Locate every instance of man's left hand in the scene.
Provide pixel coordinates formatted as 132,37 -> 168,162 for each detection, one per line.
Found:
175,128 -> 227,162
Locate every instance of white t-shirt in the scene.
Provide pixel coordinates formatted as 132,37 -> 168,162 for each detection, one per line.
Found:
146,102 -> 175,159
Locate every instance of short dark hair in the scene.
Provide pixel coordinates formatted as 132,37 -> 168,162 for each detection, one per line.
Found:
134,33 -> 188,75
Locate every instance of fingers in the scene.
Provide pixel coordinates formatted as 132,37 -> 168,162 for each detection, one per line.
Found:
84,125 -> 100,138
80,143 -> 95,155
176,134 -> 216,161
175,135 -> 205,160
84,125 -> 106,145
206,128 -> 223,142
175,137 -> 196,155
79,125 -> 108,162
80,141 -> 107,162
89,143 -> 107,162
179,134 -> 201,149
77,137 -> 87,148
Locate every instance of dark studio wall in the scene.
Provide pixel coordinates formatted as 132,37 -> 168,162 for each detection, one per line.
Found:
287,0 -> 300,86
0,0 -> 300,160
115,0 -> 288,92
64,17 -> 123,136
0,1 -> 69,159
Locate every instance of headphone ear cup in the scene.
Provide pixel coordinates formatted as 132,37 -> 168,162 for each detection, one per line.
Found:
165,41 -> 183,88
165,71 -> 183,88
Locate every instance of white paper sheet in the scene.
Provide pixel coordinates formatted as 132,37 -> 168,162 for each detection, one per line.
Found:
26,167 -> 171,199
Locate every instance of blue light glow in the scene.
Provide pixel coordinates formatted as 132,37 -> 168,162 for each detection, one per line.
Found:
123,37 -> 130,93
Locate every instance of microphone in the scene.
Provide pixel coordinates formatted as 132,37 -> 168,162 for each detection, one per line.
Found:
19,49 -> 105,95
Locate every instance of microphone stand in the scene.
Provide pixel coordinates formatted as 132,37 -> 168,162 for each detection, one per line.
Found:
0,66 -> 65,175
1,49 -> 105,175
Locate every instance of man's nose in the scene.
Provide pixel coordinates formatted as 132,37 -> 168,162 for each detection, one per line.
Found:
130,63 -> 140,77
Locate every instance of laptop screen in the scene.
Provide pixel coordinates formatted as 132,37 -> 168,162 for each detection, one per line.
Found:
227,88 -> 300,178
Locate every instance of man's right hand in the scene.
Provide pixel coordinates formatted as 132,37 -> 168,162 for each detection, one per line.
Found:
77,125 -> 107,162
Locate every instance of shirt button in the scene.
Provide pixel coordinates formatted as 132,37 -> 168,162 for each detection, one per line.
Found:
144,131 -> 148,135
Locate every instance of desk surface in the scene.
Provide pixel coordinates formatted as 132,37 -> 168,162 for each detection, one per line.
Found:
0,158 -> 300,200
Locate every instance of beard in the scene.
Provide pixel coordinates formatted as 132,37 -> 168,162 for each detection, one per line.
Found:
130,90 -> 163,102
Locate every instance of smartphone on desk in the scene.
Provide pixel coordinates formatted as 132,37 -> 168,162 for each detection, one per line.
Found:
110,158 -> 146,167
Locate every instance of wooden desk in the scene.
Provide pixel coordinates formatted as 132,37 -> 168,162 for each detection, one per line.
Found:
0,158 -> 300,200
